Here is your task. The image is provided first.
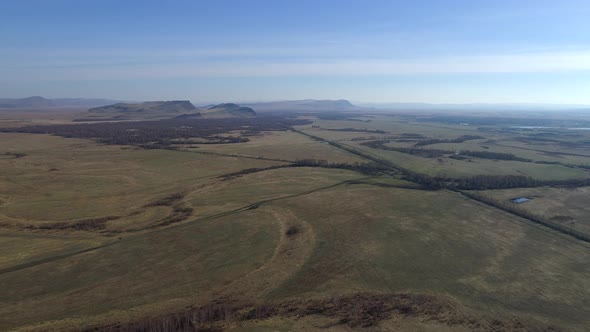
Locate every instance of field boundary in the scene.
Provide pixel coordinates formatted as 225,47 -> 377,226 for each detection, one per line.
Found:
457,190 -> 590,244
295,128 -> 590,244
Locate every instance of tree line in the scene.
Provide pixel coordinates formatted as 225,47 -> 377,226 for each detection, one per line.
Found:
440,174 -> 590,190
460,191 -> 590,243
360,140 -> 451,158
295,131 -> 590,191
361,139 -> 528,161
295,130 -> 443,189
1,116 -> 311,147
294,129 -> 590,243
322,127 -> 386,134
414,135 -> 484,147
219,159 -> 392,180
458,150 -> 530,161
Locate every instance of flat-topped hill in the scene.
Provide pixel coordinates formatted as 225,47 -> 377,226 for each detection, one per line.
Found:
84,101 -> 255,120
89,100 -> 197,114
201,103 -> 256,118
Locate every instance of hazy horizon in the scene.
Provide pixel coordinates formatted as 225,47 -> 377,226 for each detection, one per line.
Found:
2,0 -> 590,104
4,96 -> 590,112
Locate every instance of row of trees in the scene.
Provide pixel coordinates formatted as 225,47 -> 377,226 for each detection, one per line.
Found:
293,159 -> 390,175
296,131 -> 590,191
362,139 -> 531,161
219,159 -> 392,181
295,131 -> 444,190
295,130 -> 590,243
308,133 -> 590,191
445,175 -> 540,190
439,174 -> 590,190
323,127 -> 387,134
414,135 -> 484,147
458,150 -> 529,161
360,140 -> 451,158
461,191 -> 590,243
170,135 -> 249,144
350,135 -> 416,142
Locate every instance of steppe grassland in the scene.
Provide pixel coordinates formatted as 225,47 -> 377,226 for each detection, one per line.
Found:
477,186 -> 590,234
263,184 -> 590,330
180,130 -> 366,163
3,113 -> 590,331
296,118 -> 590,180
0,133 -> 284,224
0,208 -> 280,331
5,182 -> 590,331
0,108 -> 86,128
350,147 -> 588,180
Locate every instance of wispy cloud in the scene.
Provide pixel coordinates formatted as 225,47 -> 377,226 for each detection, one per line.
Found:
2,50 -> 590,82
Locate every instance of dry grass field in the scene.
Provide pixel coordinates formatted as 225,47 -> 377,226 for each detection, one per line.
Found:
296,117 -> 590,181
179,130 -> 366,163
476,186 -> 590,235
2,111 -> 590,331
3,183 -> 590,331
0,133 -> 284,231
0,108 -> 86,128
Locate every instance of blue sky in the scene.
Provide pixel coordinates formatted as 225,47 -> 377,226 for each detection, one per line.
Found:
1,0 -> 590,104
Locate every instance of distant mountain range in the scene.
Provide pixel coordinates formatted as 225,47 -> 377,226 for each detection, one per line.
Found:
86,101 -> 256,120
89,100 -> 197,114
1,97 -> 362,113
0,96 -> 121,108
4,96 -> 588,113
